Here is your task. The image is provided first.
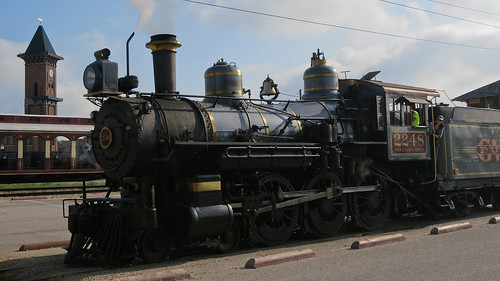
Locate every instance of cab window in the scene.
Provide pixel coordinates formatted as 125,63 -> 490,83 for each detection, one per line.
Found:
389,98 -> 401,126
390,97 -> 428,127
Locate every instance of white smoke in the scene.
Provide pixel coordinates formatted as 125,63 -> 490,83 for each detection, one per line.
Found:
127,0 -> 177,34
129,0 -> 156,30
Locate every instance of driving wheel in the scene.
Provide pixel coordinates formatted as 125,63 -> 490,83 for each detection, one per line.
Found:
248,174 -> 299,246
303,172 -> 347,237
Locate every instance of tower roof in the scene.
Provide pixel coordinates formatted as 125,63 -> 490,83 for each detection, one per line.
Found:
18,25 -> 63,60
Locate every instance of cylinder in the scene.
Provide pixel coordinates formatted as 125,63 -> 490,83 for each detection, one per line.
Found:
171,204 -> 233,239
146,34 -> 182,94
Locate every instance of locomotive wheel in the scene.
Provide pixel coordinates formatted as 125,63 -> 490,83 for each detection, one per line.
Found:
352,176 -> 390,231
303,172 -> 347,238
138,228 -> 171,263
216,222 -> 241,254
248,174 -> 299,246
492,188 -> 500,211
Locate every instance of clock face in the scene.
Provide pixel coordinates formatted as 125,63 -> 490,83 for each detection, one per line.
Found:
49,69 -> 54,77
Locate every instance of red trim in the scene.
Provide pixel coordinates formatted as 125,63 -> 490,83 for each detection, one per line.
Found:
0,169 -> 101,175
0,114 -> 92,125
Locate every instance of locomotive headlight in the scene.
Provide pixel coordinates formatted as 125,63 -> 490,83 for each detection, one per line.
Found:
82,49 -> 119,96
83,64 -> 101,90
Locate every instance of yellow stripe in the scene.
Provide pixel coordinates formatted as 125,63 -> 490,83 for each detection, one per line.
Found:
205,90 -> 243,95
311,59 -> 327,66
254,107 -> 269,136
188,181 -> 221,192
84,91 -> 122,97
304,73 -> 339,79
304,86 -> 339,92
287,108 -> 303,135
318,101 -> 333,119
145,39 -> 182,52
452,124 -> 500,128
453,171 -> 500,177
204,72 -> 242,78
453,147 -> 476,153
198,103 -> 216,140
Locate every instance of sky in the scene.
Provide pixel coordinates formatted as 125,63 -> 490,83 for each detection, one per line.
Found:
2,0 -> 500,117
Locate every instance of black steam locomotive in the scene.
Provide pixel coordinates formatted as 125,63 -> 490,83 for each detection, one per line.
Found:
64,34 -> 500,264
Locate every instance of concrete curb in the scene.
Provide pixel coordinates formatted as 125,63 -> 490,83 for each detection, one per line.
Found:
19,240 -> 70,251
245,249 -> 315,269
11,196 -> 48,200
112,269 -> 190,281
489,217 -> 500,224
350,233 -> 405,249
430,222 -> 472,234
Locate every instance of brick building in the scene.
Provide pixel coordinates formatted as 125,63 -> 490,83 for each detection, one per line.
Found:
17,25 -> 63,115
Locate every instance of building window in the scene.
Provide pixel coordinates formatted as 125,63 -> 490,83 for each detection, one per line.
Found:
469,98 -> 481,105
2,135 -> 15,145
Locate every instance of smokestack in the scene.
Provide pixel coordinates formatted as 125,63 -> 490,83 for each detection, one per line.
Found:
146,34 -> 182,94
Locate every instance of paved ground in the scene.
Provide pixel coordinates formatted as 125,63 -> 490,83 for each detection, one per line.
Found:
0,196 -> 499,280
0,197 -> 69,259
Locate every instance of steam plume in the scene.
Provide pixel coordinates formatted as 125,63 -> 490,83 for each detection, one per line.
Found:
127,0 -> 177,34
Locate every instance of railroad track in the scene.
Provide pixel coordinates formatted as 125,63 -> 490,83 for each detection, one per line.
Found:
0,185 -> 109,198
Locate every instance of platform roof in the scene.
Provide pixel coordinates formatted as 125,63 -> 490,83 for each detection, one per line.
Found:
453,80 -> 500,101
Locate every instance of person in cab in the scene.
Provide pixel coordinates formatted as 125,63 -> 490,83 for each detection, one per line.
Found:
411,109 -> 420,127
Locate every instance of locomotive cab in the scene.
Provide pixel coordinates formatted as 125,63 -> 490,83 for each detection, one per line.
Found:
384,86 -> 437,162
339,78 -> 438,161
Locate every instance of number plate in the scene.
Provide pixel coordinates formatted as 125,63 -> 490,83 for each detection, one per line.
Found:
390,130 -> 428,156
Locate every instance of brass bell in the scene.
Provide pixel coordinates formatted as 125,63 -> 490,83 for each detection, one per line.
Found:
260,75 -> 279,101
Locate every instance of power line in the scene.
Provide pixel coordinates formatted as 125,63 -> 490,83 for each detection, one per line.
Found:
436,89 -> 456,106
380,0 -> 500,29
183,0 -> 500,51
428,0 -> 500,17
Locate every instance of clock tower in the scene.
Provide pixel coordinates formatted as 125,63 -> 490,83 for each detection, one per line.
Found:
18,25 -> 63,115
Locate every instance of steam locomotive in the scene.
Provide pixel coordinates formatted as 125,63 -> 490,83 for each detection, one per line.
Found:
64,33 -> 500,264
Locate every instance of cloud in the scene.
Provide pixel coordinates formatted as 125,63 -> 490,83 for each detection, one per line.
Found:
241,62 -> 307,98
0,39 -> 28,114
56,55 -> 97,117
190,0 -> 412,39
54,30 -> 116,117
57,80 -> 99,117
0,39 -> 26,88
